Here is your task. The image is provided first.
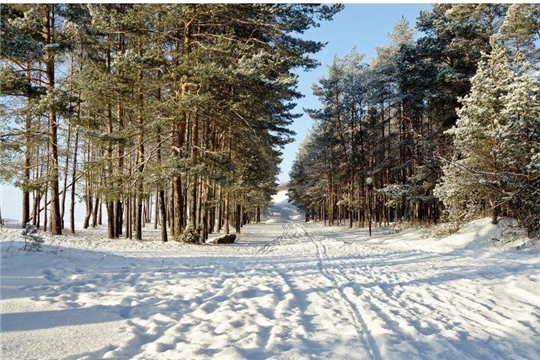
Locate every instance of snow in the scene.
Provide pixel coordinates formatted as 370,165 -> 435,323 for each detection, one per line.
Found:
267,190 -> 303,221
1,198 -> 540,359
272,190 -> 289,206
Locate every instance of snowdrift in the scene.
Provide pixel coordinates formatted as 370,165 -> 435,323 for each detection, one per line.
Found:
365,217 -> 536,255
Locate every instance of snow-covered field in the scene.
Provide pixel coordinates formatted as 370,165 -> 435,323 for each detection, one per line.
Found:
1,196 -> 540,359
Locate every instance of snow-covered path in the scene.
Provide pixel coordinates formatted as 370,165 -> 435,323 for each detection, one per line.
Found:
1,219 -> 540,359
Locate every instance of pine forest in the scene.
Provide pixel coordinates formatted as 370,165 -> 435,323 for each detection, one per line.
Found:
288,4 -> 540,237
0,4 -> 342,241
1,4 -> 540,241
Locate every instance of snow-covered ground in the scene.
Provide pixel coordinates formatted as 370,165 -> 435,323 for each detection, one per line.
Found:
1,193 -> 539,359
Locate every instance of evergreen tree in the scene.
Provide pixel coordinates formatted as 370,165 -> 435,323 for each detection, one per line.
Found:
0,4 -> 80,233
2,4 -> 342,240
497,57 -> 540,235
498,4 -> 540,66
435,41 -> 513,226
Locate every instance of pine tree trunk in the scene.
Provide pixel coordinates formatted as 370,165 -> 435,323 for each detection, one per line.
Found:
22,117 -> 31,227
83,143 -> 91,229
214,184 -> 221,233
43,178 -> 48,232
115,100 -> 124,237
32,191 -> 41,228
60,120 -> 72,230
154,191 -> 159,230
107,201 -> 115,239
92,196 -> 99,228
159,190 -> 167,242
115,200 -> 123,237
84,190 -> 91,229
491,198 -> 499,225
135,194 -> 143,240
125,193 -> 132,239
98,198 -> 103,225
69,128 -> 79,234
173,176 -> 183,237
22,65 -> 32,228
45,6 -> 62,235
190,111 -> 199,228
235,202 -> 241,234
225,192 -> 230,234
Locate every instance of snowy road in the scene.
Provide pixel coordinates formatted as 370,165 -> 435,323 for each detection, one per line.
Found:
1,219 -> 540,359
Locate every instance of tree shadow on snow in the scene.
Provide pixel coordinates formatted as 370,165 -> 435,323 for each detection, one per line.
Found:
1,304 -> 130,332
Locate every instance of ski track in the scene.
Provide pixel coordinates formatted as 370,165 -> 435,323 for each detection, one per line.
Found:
305,225 -> 383,360
1,219 -> 540,359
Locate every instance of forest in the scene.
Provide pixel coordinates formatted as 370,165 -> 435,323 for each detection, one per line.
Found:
1,4 -> 539,242
0,4 -> 342,241
288,4 -> 540,237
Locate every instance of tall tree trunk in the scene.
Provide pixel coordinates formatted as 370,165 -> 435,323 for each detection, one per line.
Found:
224,192 -> 230,234
83,142 -> 91,229
92,195 -> 99,228
22,65 -> 32,228
154,191 -> 159,230
159,190 -> 167,242
155,74 -> 167,242
45,6 -> 62,235
115,31 -> 125,238
22,116 -> 31,227
69,128 -> 79,234
134,39 -> 145,241
125,191 -> 132,239
61,122 -> 72,229
103,34 -> 117,239
214,184 -> 221,233
491,198 -> 499,225
235,202 -> 241,234
171,30 -> 189,238
43,172 -> 49,232
107,201 -> 115,239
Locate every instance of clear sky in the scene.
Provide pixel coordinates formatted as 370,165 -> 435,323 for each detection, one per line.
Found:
0,3 -> 432,222
278,3 -> 432,183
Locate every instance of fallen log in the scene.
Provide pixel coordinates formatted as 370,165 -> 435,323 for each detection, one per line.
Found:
207,233 -> 236,244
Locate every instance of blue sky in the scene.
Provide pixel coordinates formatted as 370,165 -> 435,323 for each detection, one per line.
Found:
0,3 -> 432,222
279,3 -> 432,183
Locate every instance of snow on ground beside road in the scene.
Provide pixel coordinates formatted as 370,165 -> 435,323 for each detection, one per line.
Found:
1,210 -> 539,359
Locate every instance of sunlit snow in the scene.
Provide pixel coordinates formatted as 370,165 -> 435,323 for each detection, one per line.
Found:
1,197 -> 539,359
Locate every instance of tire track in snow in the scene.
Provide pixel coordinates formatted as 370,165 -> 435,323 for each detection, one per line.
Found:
295,223 -> 383,360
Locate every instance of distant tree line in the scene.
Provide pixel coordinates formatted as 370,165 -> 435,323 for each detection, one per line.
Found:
288,4 -> 540,236
0,3 -> 342,241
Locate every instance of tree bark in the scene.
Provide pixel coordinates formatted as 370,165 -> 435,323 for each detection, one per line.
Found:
44,6 -> 62,235
159,190 -> 167,242
69,128 -> 79,234
22,65 -> 32,228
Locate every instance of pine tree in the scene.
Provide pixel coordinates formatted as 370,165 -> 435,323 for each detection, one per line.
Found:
497,57 -> 540,235
498,4 -> 540,66
435,41 -> 513,226
3,4 -> 343,240
1,4 -> 80,233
